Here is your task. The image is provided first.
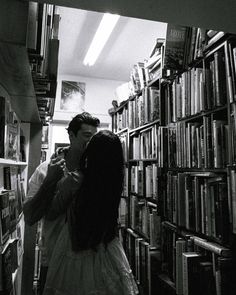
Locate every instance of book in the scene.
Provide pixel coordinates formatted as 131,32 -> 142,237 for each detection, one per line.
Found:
0,96 -> 6,159
163,24 -> 189,73
0,191 -> 10,245
8,190 -> 18,232
192,237 -> 231,257
0,242 -> 14,294
176,239 -> 187,294
5,121 -> 20,161
182,252 -> 204,295
215,257 -> 236,295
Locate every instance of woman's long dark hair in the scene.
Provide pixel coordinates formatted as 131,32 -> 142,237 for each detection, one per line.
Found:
68,130 -> 124,251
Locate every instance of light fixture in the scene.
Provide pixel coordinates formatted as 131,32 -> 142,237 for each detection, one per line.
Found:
83,13 -> 120,66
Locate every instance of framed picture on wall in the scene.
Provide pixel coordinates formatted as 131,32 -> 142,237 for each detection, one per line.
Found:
60,80 -> 86,112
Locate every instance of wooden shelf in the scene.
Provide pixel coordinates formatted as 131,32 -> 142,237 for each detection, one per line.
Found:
173,105 -> 227,123
0,158 -> 27,167
129,119 -> 160,134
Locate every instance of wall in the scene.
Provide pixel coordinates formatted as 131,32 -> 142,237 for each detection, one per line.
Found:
53,74 -> 125,124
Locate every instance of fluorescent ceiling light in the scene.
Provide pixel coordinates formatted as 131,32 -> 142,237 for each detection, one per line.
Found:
83,13 -> 120,66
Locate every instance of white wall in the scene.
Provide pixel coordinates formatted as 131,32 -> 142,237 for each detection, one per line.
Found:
49,74 -> 124,159
53,74 -> 125,124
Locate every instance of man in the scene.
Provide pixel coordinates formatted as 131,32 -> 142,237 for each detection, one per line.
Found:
23,112 -> 100,294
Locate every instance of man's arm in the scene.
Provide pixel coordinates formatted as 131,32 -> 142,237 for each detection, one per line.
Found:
23,159 -> 65,225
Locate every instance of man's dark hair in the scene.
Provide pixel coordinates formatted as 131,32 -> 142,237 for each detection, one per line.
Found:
67,112 -> 100,135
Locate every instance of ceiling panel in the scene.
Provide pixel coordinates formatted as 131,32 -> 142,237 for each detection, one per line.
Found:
58,7 -> 167,81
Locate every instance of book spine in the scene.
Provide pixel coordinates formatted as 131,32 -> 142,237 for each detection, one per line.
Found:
192,237 -> 231,257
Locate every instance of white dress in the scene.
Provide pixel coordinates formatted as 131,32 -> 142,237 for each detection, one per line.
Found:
43,223 -> 139,295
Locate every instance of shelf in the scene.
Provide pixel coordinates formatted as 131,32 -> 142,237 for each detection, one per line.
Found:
0,158 -> 27,167
128,227 -> 149,241
0,42 -> 40,123
115,127 -> 128,135
204,32 -> 228,52
147,76 -> 161,87
129,119 -> 160,134
168,167 -> 227,173
129,158 -> 158,163
172,105 -> 227,123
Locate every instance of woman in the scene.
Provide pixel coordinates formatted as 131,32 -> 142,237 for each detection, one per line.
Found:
43,130 -> 139,295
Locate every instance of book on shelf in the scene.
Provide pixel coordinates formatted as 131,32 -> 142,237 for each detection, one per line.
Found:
8,190 -> 18,232
192,236 -> 231,257
5,121 -> 20,161
163,24 -> 190,74
0,97 -> 6,159
182,252 -> 205,295
215,257 -> 236,295
0,191 -> 10,245
175,239 -> 187,295
16,221 -> 24,265
0,242 -> 14,294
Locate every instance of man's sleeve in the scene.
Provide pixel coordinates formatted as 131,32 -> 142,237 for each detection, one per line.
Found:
23,161 -> 49,225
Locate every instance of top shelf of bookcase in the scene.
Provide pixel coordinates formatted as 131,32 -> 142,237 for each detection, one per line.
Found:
0,42 -> 40,123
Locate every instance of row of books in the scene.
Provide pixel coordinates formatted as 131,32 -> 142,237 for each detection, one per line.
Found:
144,38 -> 164,84
162,226 -> 235,295
130,125 -> 168,165
0,216 -> 24,295
124,228 -> 161,295
129,197 -> 161,249
168,56 -> 227,122
168,118 -> 228,169
1,166 -> 25,244
228,169 -> 236,234
165,172 -> 230,243
230,103 -> 236,164
130,163 -> 160,199
27,2 -> 59,124
113,86 -> 161,132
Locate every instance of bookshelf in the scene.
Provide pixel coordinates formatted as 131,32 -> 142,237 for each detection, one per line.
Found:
110,25 -> 236,295
27,2 -> 60,162
0,92 -> 33,294
0,1 -> 52,294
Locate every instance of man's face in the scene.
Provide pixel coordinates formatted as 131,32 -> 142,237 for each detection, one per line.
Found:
70,123 -> 97,152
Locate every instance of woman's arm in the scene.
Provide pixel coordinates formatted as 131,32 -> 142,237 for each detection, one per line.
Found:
45,170 -> 83,220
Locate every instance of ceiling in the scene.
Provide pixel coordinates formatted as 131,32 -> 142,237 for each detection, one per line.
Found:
57,6 -> 167,82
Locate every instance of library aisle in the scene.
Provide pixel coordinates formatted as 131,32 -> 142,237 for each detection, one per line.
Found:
1,1 -> 236,295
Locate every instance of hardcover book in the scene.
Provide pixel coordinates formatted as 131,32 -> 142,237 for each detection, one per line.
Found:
0,191 -> 10,245
182,252 -> 204,295
163,24 -> 189,73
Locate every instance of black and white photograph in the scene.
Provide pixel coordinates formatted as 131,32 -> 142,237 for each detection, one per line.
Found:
2,1 -> 236,295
